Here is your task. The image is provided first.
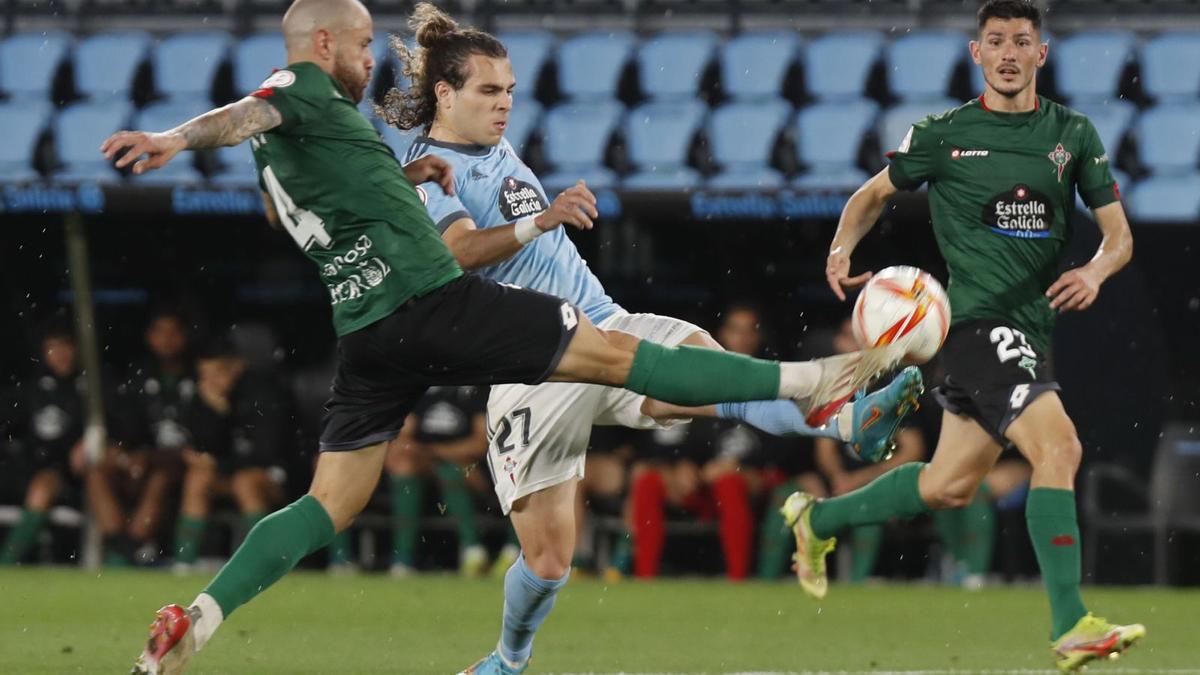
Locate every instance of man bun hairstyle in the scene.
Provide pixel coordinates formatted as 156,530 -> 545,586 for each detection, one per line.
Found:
376,2 -> 507,131
978,0 -> 1042,32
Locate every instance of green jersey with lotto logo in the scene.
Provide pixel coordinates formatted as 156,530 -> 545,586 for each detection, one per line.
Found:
887,95 -> 1118,353
249,62 -> 462,336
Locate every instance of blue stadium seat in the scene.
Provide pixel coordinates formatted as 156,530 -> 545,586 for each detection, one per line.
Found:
878,99 -> 958,156
623,100 -> 706,189
506,99 -> 542,159
53,101 -> 133,183
498,31 -> 552,95
636,31 -> 717,101
152,32 -> 231,102
707,99 -> 790,189
0,31 -> 71,101
1126,174 -> 1200,223
233,33 -> 287,96
1140,33 -> 1200,102
886,32 -> 964,101
0,101 -> 51,182
794,100 -> 878,189
212,141 -> 259,186
804,32 -> 883,101
1072,100 -> 1135,159
540,101 -> 622,192
1054,31 -> 1135,103
129,101 -> 208,184
720,31 -> 799,102
75,32 -> 151,102
557,31 -> 634,102
1137,103 -> 1200,175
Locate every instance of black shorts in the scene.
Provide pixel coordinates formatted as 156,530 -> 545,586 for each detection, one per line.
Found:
932,319 -> 1060,446
319,275 -> 578,452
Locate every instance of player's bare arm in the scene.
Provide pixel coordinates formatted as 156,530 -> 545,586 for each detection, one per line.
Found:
1046,201 -> 1134,312
827,168 -> 900,300
441,180 -> 598,271
100,96 -> 282,175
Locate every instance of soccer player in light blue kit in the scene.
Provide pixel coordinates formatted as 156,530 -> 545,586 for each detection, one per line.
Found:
379,6 -> 924,673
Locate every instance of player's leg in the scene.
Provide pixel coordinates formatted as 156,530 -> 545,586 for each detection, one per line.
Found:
172,451 -> 217,568
85,449 -> 133,564
383,432 -> 426,576
701,458 -> 753,580
434,459 -> 488,576
0,468 -> 63,564
1004,393 -> 1144,667
127,453 -> 181,561
229,467 -> 277,534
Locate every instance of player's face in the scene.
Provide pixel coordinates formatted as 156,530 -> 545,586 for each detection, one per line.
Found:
833,319 -> 857,355
971,18 -> 1047,98
146,316 -> 187,362
717,310 -> 762,356
197,357 -> 244,397
42,336 -> 77,378
332,21 -> 375,103
445,55 -> 515,146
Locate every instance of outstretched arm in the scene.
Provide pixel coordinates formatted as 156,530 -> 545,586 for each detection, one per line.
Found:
100,96 -> 282,175
826,168 -> 900,301
1046,201 -> 1134,312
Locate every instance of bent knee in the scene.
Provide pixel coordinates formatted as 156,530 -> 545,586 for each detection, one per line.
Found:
523,550 -> 571,580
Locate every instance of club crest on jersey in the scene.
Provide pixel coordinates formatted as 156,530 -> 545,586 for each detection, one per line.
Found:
498,176 -> 548,221
1048,142 -> 1072,182
983,184 -> 1054,239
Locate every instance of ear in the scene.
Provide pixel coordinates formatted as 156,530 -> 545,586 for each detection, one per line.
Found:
968,40 -> 982,66
434,80 -> 455,109
313,28 -> 334,60
1037,42 -> 1049,68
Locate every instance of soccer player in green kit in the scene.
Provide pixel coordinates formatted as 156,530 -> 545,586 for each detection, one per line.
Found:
100,0 -> 904,672
787,1 -> 1143,671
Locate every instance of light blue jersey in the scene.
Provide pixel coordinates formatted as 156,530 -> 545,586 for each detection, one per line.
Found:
403,136 -> 620,325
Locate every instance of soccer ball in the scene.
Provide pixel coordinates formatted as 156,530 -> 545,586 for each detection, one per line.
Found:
851,266 -> 951,364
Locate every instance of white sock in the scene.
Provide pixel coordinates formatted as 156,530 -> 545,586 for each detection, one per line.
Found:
190,592 -> 224,652
777,361 -> 821,400
836,402 -> 856,441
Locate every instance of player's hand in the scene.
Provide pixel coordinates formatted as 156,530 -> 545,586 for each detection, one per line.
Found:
826,246 -> 872,301
100,130 -> 186,175
403,155 -> 455,196
536,180 -> 598,232
1047,265 -> 1103,312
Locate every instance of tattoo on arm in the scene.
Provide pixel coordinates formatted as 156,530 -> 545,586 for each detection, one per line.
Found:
170,96 -> 282,150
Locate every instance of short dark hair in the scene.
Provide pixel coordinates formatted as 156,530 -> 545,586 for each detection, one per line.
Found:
196,333 -> 240,362
978,0 -> 1042,33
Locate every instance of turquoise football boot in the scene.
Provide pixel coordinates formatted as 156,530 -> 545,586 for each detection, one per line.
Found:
848,365 -> 924,463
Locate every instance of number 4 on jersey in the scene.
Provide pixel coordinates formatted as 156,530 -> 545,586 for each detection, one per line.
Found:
262,164 -> 333,251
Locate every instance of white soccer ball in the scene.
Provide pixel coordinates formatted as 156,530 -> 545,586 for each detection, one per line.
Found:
851,266 -> 951,364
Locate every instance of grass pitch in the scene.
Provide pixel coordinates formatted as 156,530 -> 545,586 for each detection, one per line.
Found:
1,568 -> 1194,674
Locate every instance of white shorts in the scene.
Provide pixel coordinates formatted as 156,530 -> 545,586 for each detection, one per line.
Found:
486,311 -> 703,514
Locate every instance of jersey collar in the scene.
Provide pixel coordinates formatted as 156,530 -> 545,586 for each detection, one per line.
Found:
417,136 -> 493,157
976,93 -> 1043,122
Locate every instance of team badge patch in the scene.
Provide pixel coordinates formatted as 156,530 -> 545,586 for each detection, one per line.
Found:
1048,142 -> 1072,183
259,70 -> 296,89
415,185 -> 427,204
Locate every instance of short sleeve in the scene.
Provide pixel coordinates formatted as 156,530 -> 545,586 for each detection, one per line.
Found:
1075,118 -> 1120,209
418,180 -> 471,234
887,118 -> 938,191
250,67 -> 324,134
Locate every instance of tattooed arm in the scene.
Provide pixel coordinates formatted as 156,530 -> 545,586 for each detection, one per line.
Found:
100,96 -> 282,175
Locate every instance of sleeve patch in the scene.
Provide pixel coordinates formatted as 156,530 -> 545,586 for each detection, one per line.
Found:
415,185 -> 428,204
897,126 -> 914,154
259,70 -> 296,89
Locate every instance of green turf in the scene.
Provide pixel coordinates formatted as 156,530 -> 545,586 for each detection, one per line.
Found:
0,568 -> 1192,674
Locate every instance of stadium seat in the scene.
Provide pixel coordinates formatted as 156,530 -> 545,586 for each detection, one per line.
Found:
505,99 -> 543,159
233,33 -> 287,96
152,32 -> 231,102
1136,103 -> 1200,175
794,100 -> 878,189
886,31 -> 965,101
804,32 -> 883,101
212,142 -> 259,186
540,101 -> 622,192
878,99 -> 959,156
74,31 -> 151,102
706,99 -> 791,189
1072,100 -> 1135,159
0,31 -> 71,101
0,101 -> 51,182
720,31 -> 799,102
1054,31 -> 1135,103
129,101 -> 208,184
52,101 -> 133,183
636,31 -> 717,101
1140,33 -> 1200,102
623,100 -> 706,189
498,31 -> 552,95
556,31 -> 634,102
1126,173 -> 1200,223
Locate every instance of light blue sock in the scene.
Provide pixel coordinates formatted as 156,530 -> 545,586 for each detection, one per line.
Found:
716,400 -> 841,439
499,553 -> 569,665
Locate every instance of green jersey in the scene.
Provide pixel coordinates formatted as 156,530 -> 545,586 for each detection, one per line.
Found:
249,62 -> 462,336
887,95 -> 1118,353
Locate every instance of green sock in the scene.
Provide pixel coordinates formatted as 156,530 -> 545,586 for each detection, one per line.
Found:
328,530 -> 354,565
756,482 -> 796,579
173,515 -> 206,564
932,507 -> 967,564
435,463 -> 480,549
203,495 -> 335,618
609,529 -> 632,574
963,484 -> 995,575
391,475 -> 423,567
850,525 -> 884,583
0,509 -> 47,564
809,463 -> 929,540
626,342 -> 780,406
1026,487 -> 1088,640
